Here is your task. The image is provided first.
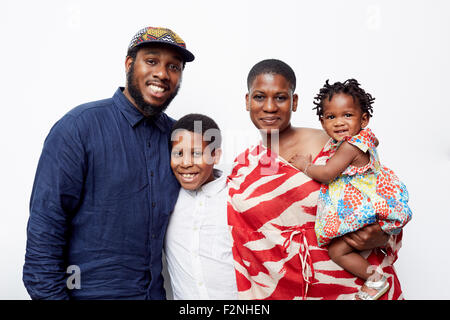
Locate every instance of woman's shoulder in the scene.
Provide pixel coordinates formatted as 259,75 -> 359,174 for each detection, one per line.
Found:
290,127 -> 330,158
294,127 -> 329,144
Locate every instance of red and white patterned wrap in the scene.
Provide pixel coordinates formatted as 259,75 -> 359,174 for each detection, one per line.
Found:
227,143 -> 404,300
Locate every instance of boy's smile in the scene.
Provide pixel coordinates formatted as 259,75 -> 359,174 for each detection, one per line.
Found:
171,130 -> 221,190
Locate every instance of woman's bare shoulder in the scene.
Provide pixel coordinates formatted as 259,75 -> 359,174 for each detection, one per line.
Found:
295,127 -> 329,143
291,127 -> 329,157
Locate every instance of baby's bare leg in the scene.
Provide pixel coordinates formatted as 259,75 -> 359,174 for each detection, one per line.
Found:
327,237 -> 374,280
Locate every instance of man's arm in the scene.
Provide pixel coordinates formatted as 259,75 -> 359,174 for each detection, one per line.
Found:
23,115 -> 85,300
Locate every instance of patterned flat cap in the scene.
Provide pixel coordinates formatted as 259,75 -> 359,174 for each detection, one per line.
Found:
128,26 -> 195,62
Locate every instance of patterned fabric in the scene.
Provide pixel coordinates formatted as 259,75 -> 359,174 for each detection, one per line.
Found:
227,142 -> 404,300
127,26 -> 194,62
315,128 -> 412,247
128,27 -> 187,49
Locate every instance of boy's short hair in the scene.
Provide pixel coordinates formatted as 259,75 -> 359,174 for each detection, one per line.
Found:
171,113 -> 222,152
247,59 -> 296,92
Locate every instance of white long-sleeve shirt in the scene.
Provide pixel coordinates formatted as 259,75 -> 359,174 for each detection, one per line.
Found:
164,170 -> 238,300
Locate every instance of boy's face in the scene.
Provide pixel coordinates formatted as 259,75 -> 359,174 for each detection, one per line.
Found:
170,130 -> 221,190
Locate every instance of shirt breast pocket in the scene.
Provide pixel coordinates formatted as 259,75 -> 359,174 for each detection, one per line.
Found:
215,231 -> 234,261
200,227 -> 233,261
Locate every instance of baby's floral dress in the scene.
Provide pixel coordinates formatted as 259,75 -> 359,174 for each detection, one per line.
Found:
315,128 -> 412,247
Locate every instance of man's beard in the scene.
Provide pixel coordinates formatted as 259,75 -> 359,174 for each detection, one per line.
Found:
126,61 -> 180,117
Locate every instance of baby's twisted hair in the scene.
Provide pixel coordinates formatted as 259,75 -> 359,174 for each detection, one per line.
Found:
313,79 -> 375,118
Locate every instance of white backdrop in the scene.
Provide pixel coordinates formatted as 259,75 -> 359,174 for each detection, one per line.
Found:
1,0 -> 449,299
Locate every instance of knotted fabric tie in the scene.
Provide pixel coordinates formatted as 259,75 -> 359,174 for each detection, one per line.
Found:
282,226 -> 315,299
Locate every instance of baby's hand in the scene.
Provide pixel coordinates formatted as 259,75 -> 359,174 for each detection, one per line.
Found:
288,154 -> 312,171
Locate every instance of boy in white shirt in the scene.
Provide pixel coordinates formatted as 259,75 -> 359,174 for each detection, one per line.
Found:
164,113 -> 238,300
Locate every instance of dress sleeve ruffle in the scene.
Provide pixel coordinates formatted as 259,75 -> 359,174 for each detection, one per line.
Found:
345,128 -> 377,151
341,128 -> 378,176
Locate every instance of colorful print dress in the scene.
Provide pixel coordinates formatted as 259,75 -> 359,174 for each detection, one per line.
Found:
315,128 -> 412,247
227,140 -> 405,300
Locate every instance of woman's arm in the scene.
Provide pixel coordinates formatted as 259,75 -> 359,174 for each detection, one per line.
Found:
343,223 -> 389,250
289,141 -> 363,184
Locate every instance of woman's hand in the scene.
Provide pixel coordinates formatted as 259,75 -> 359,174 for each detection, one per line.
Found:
342,223 -> 389,251
288,153 -> 312,171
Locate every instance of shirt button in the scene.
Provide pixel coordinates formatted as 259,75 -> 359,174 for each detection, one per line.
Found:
152,202 -> 156,208
150,171 -> 154,177
147,141 -> 151,148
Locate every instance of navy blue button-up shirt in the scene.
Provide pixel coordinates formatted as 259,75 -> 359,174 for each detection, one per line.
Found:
23,88 -> 180,299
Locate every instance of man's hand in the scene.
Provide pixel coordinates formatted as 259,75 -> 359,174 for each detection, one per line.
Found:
342,223 -> 389,251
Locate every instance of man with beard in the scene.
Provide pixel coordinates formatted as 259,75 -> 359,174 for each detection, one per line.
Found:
23,27 -> 195,300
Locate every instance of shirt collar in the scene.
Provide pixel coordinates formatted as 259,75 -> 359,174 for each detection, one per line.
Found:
113,87 -> 169,132
186,169 -> 226,197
